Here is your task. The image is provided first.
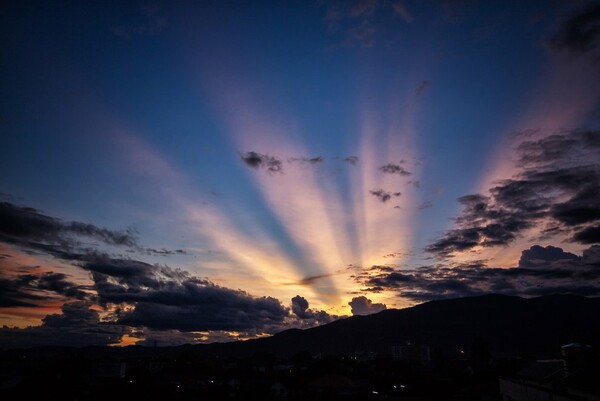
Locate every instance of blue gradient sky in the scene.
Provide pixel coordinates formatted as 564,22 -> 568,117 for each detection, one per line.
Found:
1,1 -> 599,345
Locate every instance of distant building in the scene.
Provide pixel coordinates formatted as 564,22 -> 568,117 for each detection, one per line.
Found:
499,344 -> 600,401
392,343 -> 430,365
92,360 -> 127,379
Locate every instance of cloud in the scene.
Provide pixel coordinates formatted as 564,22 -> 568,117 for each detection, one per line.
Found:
0,301 -> 126,349
133,328 -> 204,347
144,248 -> 187,256
288,156 -> 325,168
348,296 -> 386,315
0,276 -> 47,307
73,253 -> 289,332
290,295 -> 338,327
379,163 -> 411,175
355,245 -> 600,301
344,155 -> 359,165
291,273 -> 338,286
574,225 -> 600,243
518,245 -> 580,268
0,201 -> 138,256
307,156 -> 324,164
0,199 -> 343,348
0,270 -> 89,308
369,189 -> 402,203
240,151 -> 284,173
547,3 -> 600,58
426,129 -> 600,258
291,295 -> 310,318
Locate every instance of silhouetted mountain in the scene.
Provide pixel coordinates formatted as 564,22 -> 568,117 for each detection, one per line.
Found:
200,294 -> 600,357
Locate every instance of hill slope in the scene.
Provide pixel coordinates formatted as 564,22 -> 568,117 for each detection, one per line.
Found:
201,294 -> 600,357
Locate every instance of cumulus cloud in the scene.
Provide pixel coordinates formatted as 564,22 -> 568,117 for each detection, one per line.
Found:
348,296 -> 387,315
518,245 -> 579,268
426,129 -> 600,258
289,295 -> 338,327
355,245 -> 600,301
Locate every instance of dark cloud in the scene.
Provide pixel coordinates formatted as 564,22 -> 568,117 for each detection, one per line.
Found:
379,163 -> 411,176
426,129 -> 600,258
583,245 -> 600,264
289,295 -> 338,326
73,253 -> 289,332
133,328 -> 205,347
292,273 -> 337,286
0,301 -> 126,349
0,201 -> 138,257
240,151 -> 284,173
344,155 -> 359,165
118,294 -> 287,332
144,248 -> 187,256
355,245 -> 600,302
288,156 -> 325,168
574,225 -> 600,243
370,189 -> 391,202
547,3 -> 600,57
518,245 -> 579,268
0,271 -> 88,307
241,152 -> 329,172
348,296 -> 386,315
0,276 -> 47,307
291,295 -> 310,318
370,189 -> 401,203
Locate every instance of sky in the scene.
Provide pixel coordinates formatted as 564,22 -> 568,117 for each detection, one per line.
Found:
1,0 -> 599,348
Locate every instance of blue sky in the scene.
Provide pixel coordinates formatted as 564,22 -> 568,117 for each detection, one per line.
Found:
1,1 -> 599,347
